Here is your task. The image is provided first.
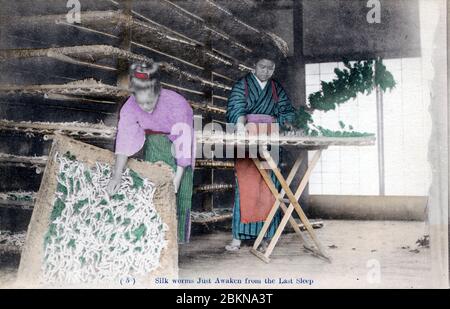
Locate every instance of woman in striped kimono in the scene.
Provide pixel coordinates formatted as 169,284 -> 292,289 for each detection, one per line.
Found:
225,54 -> 296,251
107,61 -> 195,244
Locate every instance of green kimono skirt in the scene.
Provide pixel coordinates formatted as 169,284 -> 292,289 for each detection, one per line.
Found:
143,134 -> 193,244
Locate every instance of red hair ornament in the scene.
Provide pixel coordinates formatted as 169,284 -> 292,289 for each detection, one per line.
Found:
134,71 -> 150,80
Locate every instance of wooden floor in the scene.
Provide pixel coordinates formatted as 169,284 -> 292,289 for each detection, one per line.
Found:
178,220 -> 432,288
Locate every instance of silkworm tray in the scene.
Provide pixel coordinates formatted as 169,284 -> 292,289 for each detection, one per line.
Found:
16,134 -> 178,288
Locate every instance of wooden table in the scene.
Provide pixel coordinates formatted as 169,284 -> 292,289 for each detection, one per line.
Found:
199,132 -> 376,263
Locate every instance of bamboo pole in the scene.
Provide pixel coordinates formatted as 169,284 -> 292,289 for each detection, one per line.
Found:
0,45 -> 233,92
194,183 -> 233,193
0,120 -> 116,139
191,207 -> 233,224
0,154 -> 48,167
0,77 -> 225,114
110,0 -> 253,54
182,0 -> 289,56
195,160 -> 234,169
3,9 -> 251,74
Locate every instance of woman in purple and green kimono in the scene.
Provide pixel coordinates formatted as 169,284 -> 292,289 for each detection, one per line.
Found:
225,52 -> 296,252
107,61 -> 195,244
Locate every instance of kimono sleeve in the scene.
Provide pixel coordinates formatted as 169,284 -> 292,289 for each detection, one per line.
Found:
115,98 -> 146,157
275,82 -> 296,127
226,78 -> 247,124
169,102 -> 194,167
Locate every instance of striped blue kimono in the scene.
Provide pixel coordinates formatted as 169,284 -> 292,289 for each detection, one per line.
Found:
227,73 -> 296,240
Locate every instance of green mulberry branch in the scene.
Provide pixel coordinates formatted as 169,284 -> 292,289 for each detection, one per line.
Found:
294,58 -> 396,136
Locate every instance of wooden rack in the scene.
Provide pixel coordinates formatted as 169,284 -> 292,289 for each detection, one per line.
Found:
0,0 -> 286,221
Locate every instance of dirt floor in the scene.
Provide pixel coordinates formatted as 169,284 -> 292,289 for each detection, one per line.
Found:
0,268 -> 16,288
0,220 -> 432,289
178,220 -> 432,289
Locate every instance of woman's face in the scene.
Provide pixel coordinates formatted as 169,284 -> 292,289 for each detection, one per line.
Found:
254,59 -> 275,82
135,88 -> 158,112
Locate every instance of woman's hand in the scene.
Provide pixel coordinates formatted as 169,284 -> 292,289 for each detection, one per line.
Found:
173,166 -> 185,194
173,177 -> 181,194
107,174 -> 122,196
107,154 -> 129,196
235,116 -> 247,136
283,121 -> 296,131
281,122 -> 306,136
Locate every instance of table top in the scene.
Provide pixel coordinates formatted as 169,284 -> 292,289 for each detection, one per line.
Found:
197,131 -> 376,148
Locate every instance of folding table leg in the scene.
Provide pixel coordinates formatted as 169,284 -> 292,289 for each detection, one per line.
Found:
251,159 -> 317,263
250,161 -> 286,255
278,203 -> 315,250
262,149 -> 331,262
273,156 -> 314,245
264,204 -> 295,257
250,155 -> 303,252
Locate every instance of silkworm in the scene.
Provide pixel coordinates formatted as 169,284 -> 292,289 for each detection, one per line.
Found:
41,154 -> 167,285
